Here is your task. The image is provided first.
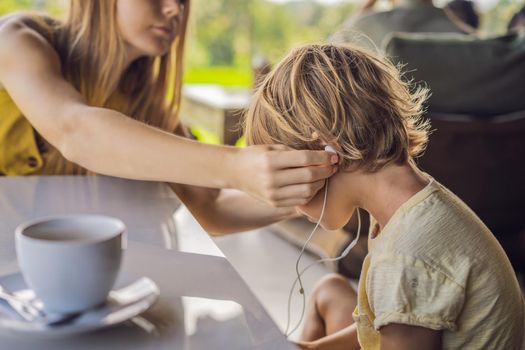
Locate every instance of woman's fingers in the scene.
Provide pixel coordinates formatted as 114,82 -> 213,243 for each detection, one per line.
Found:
271,198 -> 311,207
271,149 -> 338,169
236,145 -> 338,207
275,165 -> 336,188
292,340 -> 315,350
271,179 -> 326,202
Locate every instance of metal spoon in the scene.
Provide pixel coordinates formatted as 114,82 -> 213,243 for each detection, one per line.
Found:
0,283 -> 42,322
0,283 -> 80,325
0,277 -> 158,326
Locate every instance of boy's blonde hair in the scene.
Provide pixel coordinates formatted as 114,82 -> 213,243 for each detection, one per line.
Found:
244,44 -> 430,172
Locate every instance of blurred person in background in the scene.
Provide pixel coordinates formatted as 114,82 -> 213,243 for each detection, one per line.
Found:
445,0 -> 480,33
329,0 -> 468,50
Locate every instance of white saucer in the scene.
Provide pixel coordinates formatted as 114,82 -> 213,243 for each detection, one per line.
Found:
0,271 -> 159,338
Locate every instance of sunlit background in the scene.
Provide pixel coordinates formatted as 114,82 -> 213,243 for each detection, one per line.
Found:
1,0 -> 522,88
1,0 -> 523,144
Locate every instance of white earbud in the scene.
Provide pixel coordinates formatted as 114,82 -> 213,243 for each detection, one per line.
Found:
324,145 -> 337,154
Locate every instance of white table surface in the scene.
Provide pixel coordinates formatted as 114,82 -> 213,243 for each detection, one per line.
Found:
0,176 -> 297,350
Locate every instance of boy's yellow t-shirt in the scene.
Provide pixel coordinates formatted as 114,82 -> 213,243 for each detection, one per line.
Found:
354,177 -> 525,350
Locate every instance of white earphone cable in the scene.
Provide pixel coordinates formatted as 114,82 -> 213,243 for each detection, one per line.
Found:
284,179 -> 362,337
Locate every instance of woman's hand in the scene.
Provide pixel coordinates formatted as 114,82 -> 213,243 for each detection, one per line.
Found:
233,145 -> 338,207
294,340 -> 319,350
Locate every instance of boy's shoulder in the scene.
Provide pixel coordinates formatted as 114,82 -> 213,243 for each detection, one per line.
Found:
369,180 -> 494,281
387,180 -> 489,243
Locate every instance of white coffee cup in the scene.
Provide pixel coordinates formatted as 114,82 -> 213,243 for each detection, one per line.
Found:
15,215 -> 125,314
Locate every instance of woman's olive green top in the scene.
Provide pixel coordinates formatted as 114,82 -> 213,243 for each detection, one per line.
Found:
0,87 -> 45,175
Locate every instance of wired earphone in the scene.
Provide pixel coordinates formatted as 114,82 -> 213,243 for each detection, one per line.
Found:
284,145 -> 362,338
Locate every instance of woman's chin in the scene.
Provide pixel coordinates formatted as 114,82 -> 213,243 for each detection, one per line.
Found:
147,46 -> 170,57
134,41 -> 172,58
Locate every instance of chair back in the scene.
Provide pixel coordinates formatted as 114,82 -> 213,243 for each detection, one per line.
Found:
418,111 -> 525,237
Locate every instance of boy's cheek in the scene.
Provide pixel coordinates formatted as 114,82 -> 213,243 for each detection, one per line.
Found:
296,190 -> 325,220
306,186 -> 327,212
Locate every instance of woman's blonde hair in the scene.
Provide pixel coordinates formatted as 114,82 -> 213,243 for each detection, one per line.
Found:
28,0 -> 190,174
244,44 -> 430,172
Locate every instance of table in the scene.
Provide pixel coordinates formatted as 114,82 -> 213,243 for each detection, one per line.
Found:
0,176 -> 297,350
180,84 -> 251,145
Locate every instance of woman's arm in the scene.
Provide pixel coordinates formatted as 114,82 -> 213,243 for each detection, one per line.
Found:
169,125 -> 315,235
169,183 -> 300,235
0,19 -> 337,206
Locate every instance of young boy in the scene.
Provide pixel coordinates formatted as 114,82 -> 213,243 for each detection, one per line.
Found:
244,44 -> 525,350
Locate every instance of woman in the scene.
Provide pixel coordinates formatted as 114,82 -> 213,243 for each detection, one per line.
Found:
0,0 -> 338,234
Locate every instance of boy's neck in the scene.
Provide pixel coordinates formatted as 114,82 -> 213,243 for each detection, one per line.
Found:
342,163 -> 429,230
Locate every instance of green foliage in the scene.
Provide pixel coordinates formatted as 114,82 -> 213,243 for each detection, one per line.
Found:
186,0 -> 251,67
481,0 -> 523,34
189,126 -> 221,144
5,0 -> 524,79
0,0 -> 34,15
2,0 -> 524,144
235,135 -> 246,148
0,0 -> 65,17
184,0 -> 358,86
2,0 -> 524,88
184,66 -> 252,87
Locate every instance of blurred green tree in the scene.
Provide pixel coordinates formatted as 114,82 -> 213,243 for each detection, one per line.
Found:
1,0 -> 523,87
